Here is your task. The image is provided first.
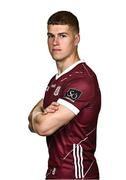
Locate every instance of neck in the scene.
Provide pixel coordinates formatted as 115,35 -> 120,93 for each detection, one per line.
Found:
56,53 -> 80,74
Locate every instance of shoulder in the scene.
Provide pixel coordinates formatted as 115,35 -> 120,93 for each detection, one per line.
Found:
76,62 -> 97,79
61,63 -> 100,99
64,62 -> 98,88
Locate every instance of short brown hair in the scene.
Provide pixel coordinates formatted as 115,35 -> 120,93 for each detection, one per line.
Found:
47,11 -> 79,33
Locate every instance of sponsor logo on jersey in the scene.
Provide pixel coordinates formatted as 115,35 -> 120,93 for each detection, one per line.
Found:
64,88 -> 82,102
54,86 -> 61,96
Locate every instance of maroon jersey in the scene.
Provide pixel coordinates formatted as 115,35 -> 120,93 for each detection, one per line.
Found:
43,60 -> 101,179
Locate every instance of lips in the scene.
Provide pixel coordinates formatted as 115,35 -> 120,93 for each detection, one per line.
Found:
52,49 -> 61,52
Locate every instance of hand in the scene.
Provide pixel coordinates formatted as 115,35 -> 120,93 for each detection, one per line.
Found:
43,102 -> 60,115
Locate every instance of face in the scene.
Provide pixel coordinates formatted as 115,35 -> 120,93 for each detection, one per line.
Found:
47,25 -> 80,61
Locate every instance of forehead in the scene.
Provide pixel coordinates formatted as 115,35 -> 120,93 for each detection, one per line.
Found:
47,24 -> 71,34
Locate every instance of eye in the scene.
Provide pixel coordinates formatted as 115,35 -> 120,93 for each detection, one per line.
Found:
47,34 -> 54,39
59,34 -> 67,38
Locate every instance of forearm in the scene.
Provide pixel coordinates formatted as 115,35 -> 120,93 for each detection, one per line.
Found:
29,101 -> 60,136
28,99 -> 43,132
31,111 -> 44,133
28,99 -> 43,120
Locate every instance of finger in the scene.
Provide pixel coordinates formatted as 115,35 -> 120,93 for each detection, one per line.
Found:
51,102 -> 60,106
50,104 -> 59,109
43,102 -> 60,114
43,108 -> 54,114
48,106 -> 59,112
44,107 -> 58,114
46,107 -> 56,113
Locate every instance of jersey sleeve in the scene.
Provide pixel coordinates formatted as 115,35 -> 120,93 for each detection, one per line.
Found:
57,77 -> 98,115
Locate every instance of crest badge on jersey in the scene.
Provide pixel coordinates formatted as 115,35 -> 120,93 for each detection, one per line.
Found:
54,86 -> 61,96
64,88 -> 82,102
51,84 -> 56,88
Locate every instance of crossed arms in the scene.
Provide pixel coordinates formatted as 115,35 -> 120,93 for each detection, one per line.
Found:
28,99 -> 75,136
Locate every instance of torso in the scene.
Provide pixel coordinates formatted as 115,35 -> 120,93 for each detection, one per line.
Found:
43,60 -> 101,179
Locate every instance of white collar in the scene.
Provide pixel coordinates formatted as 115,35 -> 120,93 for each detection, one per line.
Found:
55,59 -> 84,80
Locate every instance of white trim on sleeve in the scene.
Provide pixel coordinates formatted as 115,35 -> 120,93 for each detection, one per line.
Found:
57,98 -> 80,115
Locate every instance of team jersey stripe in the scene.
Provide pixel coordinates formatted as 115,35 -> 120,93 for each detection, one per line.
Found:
76,144 -> 81,178
80,145 -> 84,178
73,144 -> 84,178
73,144 -> 78,178
57,98 -> 80,115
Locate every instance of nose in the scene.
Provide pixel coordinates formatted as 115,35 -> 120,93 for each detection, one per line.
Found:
53,36 -> 59,45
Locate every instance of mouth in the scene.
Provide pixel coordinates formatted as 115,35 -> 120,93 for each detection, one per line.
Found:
52,49 -> 61,52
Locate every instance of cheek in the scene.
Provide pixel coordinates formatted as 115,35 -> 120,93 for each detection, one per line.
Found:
63,39 -> 74,48
47,41 -> 52,50
66,40 -> 76,50
47,40 -> 51,46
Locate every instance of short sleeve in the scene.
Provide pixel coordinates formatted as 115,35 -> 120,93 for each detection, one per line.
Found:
57,77 -> 97,115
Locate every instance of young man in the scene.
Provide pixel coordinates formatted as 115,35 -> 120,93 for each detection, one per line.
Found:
28,11 -> 101,179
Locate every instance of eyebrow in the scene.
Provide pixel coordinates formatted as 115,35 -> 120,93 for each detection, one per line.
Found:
47,32 -> 69,36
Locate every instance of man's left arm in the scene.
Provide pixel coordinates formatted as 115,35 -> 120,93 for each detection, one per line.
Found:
31,103 -> 76,136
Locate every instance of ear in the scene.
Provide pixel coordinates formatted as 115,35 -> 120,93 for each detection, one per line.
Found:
74,34 -> 80,46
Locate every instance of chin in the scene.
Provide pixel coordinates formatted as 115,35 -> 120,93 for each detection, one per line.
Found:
53,58 -> 61,62
51,54 -> 66,62
52,56 -> 62,61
